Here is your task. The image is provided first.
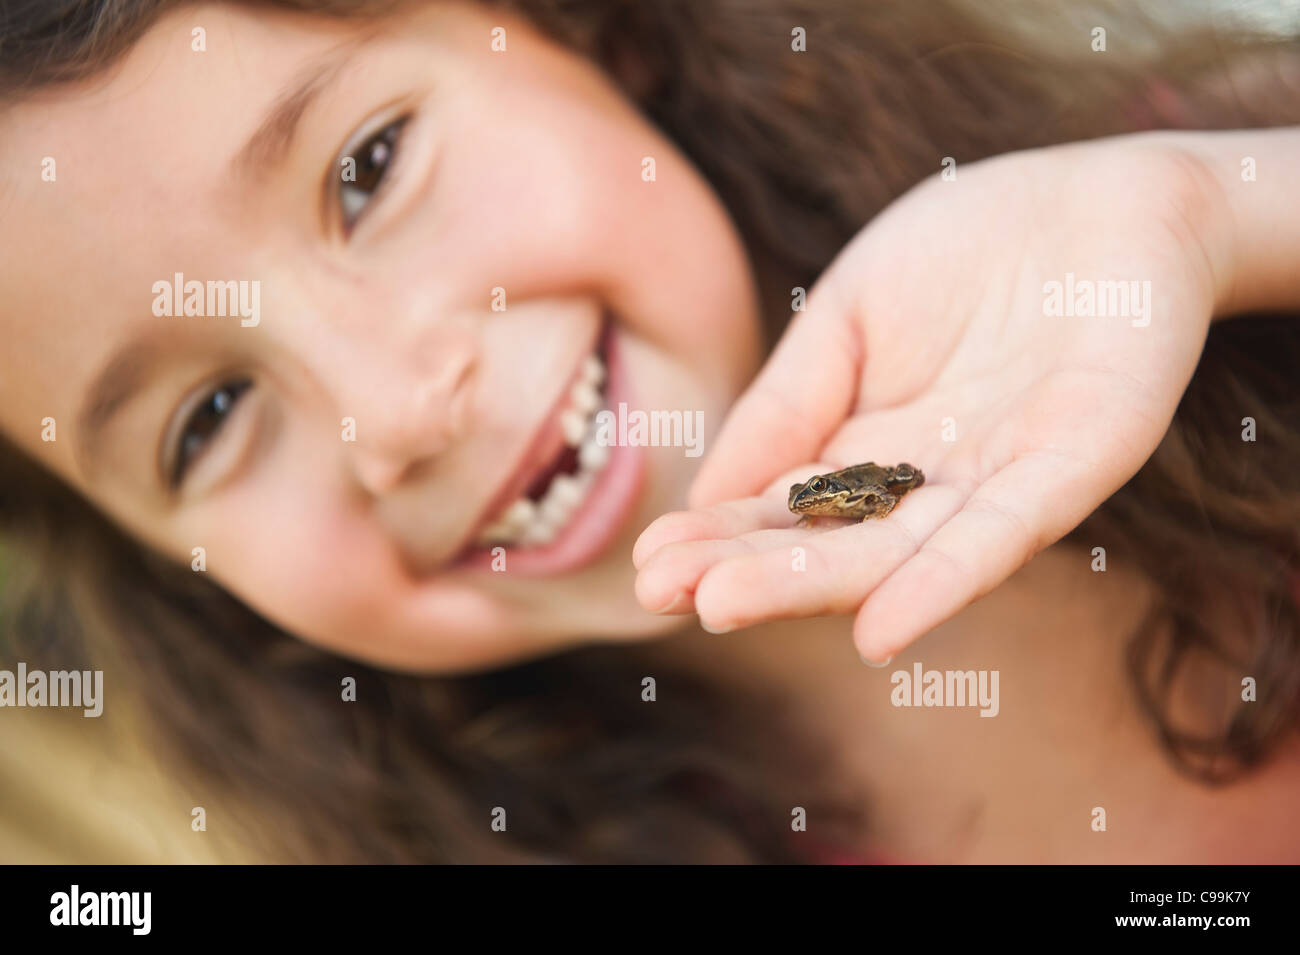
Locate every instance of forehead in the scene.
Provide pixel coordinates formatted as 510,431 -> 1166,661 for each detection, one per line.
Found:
1,3 -> 350,204
0,4 -> 362,457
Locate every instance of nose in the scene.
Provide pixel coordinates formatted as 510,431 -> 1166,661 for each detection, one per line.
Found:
341,342 -> 477,495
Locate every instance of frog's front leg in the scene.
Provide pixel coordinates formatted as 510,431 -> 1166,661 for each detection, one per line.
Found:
795,514 -> 847,530
858,493 -> 898,521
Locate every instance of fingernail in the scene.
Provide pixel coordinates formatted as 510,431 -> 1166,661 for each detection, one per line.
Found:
652,591 -> 687,614
859,653 -> 893,668
699,617 -> 734,634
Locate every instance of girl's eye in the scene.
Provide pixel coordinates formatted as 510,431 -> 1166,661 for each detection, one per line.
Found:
338,118 -> 407,233
170,379 -> 253,488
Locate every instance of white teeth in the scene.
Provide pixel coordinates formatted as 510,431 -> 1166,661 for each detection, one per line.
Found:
578,432 -> 609,471
472,346 -> 612,550
520,519 -> 558,548
560,407 -> 588,446
537,499 -> 570,530
569,379 -> 601,415
538,474 -> 579,525
549,473 -> 585,508
502,498 -> 537,528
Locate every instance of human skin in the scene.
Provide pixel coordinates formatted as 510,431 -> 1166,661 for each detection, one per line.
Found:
633,127 -> 1300,860
635,128 -> 1300,663
0,1 -> 762,673
2,1 -> 1299,861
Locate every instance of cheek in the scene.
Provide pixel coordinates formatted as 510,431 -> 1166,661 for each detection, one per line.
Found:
199,490 -> 402,657
192,480 -> 531,671
418,54 -> 760,390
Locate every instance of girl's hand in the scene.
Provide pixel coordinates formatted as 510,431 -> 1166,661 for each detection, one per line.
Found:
633,134 -> 1232,660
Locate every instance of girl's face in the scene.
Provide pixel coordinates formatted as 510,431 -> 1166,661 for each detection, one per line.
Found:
0,2 -> 762,671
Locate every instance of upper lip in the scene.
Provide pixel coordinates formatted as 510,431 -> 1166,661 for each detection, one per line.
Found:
447,320 -> 606,563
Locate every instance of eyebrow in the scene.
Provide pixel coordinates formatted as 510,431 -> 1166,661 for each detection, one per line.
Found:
75,334 -> 167,479
230,41 -> 364,182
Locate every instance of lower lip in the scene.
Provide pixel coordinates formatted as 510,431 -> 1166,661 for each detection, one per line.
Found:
452,322 -> 646,577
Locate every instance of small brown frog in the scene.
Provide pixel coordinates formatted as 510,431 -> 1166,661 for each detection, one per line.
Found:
788,462 -> 925,525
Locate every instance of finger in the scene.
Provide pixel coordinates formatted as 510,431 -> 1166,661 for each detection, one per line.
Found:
634,461 -> 840,569
690,483 -> 966,630
634,531 -> 796,615
852,449 -> 1099,661
631,495 -> 793,570
687,285 -> 861,509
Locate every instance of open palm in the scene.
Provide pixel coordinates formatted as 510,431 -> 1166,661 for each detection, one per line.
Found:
633,135 -> 1224,660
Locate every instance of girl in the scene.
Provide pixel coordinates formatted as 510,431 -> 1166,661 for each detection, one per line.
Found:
1,0 -> 1298,863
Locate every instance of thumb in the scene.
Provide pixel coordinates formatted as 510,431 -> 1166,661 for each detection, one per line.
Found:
688,287 -> 862,508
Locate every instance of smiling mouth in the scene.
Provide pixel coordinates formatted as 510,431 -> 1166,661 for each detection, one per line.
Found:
469,320 -> 613,550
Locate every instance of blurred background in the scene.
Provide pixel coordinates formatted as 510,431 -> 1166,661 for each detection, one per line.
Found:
1,705 -> 257,863
0,543 -> 260,863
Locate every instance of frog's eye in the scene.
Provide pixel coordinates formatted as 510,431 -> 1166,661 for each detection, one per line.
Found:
810,478 -> 826,492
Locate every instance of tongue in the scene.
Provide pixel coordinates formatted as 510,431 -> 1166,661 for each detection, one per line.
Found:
525,444 -> 581,501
